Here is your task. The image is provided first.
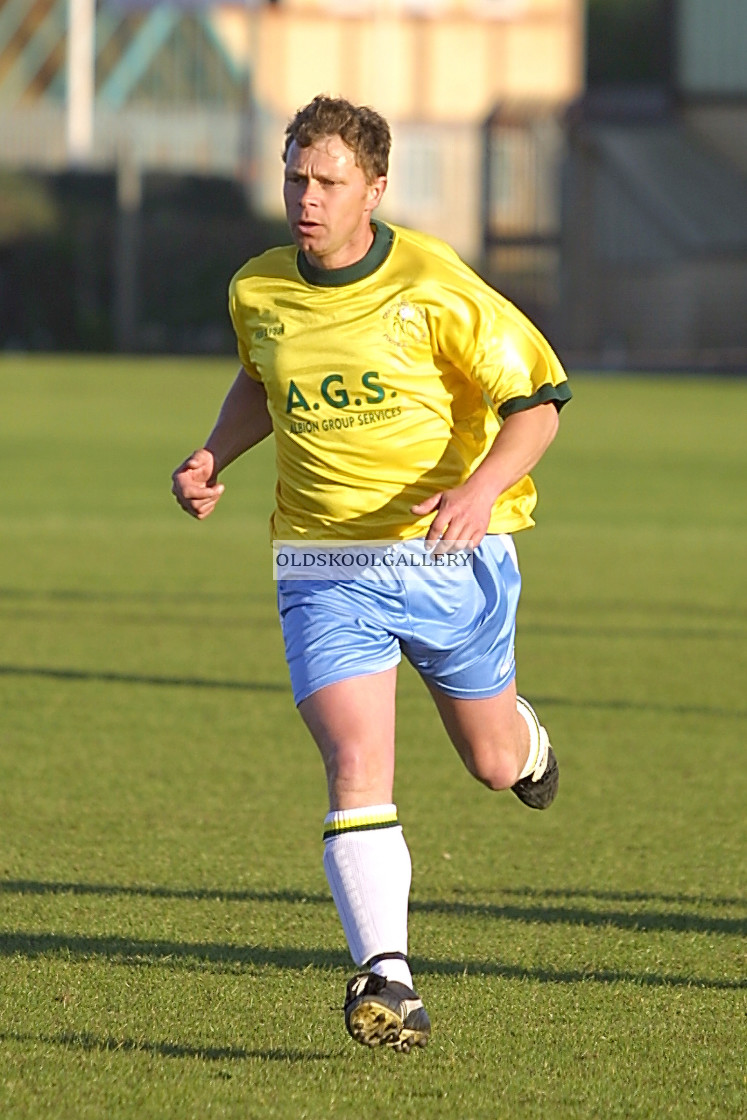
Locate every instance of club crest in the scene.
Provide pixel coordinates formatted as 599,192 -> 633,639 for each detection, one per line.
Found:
382,299 -> 428,348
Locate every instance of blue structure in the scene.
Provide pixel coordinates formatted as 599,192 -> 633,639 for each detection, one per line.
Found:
0,0 -> 247,109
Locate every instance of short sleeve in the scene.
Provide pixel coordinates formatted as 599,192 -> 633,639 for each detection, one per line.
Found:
470,297 -> 570,418
431,265 -> 570,417
228,275 -> 262,382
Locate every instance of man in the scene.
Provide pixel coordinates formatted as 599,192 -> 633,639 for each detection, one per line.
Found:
172,94 -> 571,1054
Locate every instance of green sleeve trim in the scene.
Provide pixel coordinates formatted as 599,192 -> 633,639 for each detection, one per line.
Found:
498,381 -> 572,420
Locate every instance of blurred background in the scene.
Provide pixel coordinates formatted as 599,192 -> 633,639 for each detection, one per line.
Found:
0,0 -> 746,369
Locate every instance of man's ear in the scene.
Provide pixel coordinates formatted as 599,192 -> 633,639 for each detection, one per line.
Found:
367,176 -> 387,211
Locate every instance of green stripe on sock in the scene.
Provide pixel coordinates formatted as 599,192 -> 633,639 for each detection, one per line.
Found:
323,818 -> 399,842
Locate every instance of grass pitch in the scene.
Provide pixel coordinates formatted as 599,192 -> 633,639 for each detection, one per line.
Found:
1,356 -> 745,1119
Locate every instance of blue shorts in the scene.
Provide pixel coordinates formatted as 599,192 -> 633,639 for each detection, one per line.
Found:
276,535 -> 522,705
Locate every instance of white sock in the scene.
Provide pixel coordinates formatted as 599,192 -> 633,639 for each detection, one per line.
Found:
516,696 -> 550,781
323,804 -> 413,987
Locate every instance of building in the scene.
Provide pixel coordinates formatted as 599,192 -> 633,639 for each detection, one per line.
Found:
561,0 -> 747,367
0,0 -> 584,261
245,0 -> 583,259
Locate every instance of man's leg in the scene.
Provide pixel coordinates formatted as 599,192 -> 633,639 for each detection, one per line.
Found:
428,679 -> 558,809
298,668 -> 431,1051
299,667 -> 397,811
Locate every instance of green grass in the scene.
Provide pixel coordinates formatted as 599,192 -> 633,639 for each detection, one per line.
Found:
1,356 -> 745,1119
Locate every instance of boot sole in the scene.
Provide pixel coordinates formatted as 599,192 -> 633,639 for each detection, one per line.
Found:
346,998 -> 430,1053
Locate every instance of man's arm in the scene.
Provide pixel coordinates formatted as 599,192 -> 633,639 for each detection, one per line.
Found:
171,368 -> 272,520
411,402 -> 559,547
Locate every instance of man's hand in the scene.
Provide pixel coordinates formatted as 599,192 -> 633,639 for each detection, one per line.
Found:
411,479 -> 494,551
171,448 -> 225,520
412,403 -> 560,549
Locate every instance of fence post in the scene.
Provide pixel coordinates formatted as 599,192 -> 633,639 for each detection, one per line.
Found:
114,143 -> 141,352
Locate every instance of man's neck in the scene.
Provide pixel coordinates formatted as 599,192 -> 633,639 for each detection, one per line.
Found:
296,221 -> 394,289
302,224 -> 375,272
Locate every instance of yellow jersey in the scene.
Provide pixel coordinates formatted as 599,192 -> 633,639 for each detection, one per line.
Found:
228,221 -> 570,541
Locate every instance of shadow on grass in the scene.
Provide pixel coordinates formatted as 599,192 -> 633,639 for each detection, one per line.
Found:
531,693 -> 746,720
2,662 -> 744,717
0,665 -> 285,692
494,884 -> 746,908
0,930 -> 743,991
522,621 -> 747,641
0,880 -> 325,904
410,898 -> 747,937
1,879 -> 744,937
3,587 -> 746,625
0,1030 -> 334,1063
1,663 -> 744,717
0,588 -> 255,606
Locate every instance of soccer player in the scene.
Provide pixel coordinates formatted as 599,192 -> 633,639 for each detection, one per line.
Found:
172,94 -> 571,1053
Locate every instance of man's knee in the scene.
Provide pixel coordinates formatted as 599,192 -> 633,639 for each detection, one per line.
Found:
322,742 -> 370,787
466,748 -> 521,792
458,713 -> 529,791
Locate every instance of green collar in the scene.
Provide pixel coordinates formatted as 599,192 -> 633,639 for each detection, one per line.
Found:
297,220 -> 394,287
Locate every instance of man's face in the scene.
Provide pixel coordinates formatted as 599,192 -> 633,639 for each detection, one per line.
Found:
283,134 -> 386,270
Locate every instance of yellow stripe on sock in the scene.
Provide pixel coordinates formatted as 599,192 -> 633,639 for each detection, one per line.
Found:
322,811 -> 399,841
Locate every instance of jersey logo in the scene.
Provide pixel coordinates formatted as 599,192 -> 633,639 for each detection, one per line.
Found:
382,299 -> 428,348
285,371 -> 390,413
255,323 -> 285,341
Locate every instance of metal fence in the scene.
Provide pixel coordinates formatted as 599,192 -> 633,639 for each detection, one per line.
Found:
481,104 -> 566,338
